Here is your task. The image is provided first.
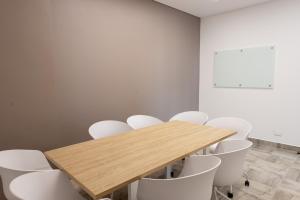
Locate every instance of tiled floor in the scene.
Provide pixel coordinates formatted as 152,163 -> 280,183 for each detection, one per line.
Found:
217,143 -> 300,200
114,143 -> 300,200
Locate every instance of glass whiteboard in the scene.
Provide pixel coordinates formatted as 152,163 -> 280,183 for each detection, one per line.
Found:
213,46 -> 275,89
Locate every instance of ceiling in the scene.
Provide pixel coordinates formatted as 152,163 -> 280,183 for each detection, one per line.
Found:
154,0 -> 273,17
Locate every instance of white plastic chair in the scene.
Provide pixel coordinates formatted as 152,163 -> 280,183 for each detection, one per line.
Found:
0,150 -> 52,200
89,120 -> 132,139
9,170 -> 111,200
127,115 -> 163,130
206,117 -> 252,153
212,140 -> 253,200
169,111 -> 208,125
137,156 -> 221,200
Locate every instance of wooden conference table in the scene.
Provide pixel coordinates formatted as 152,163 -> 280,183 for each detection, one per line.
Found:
45,121 -> 235,200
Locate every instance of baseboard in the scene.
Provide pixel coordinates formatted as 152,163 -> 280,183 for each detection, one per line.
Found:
248,138 -> 300,154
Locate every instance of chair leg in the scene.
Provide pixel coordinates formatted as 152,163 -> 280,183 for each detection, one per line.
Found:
243,172 -> 250,187
214,187 -> 219,200
227,185 -> 233,199
215,187 -> 232,200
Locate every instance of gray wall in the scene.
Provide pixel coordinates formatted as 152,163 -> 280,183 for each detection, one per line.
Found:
0,0 -> 199,198
0,0 -> 199,150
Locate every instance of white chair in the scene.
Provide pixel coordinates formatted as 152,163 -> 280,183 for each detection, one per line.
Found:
9,170 -> 111,200
206,117 -> 252,153
169,111 -> 208,125
0,150 -> 52,200
212,140 -> 253,200
89,120 -> 132,139
137,156 -> 221,200
127,115 -> 163,130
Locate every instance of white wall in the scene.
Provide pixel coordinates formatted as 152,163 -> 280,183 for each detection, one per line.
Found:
199,0 -> 300,147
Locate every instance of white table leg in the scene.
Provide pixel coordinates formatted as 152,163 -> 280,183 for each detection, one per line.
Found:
128,181 -> 138,200
166,165 -> 172,178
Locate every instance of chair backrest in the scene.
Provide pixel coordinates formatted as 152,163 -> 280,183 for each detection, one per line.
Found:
9,170 -> 85,200
206,117 -> 252,140
169,111 -> 208,125
127,115 -> 163,129
212,140 -> 253,186
137,156 -> 221,200
0,150 -> 52,200
89,120 -> 132,139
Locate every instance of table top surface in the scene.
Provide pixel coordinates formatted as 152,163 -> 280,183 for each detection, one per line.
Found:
45,121 -> 235,199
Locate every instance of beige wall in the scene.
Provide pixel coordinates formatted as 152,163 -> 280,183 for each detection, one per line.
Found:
0,0 -> 199,197
0,0 -> 200,152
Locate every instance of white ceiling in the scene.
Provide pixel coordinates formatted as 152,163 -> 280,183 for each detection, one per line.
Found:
154,0 -> 273,17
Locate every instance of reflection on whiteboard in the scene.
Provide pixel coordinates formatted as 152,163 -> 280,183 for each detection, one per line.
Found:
213,46 -> 275,89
